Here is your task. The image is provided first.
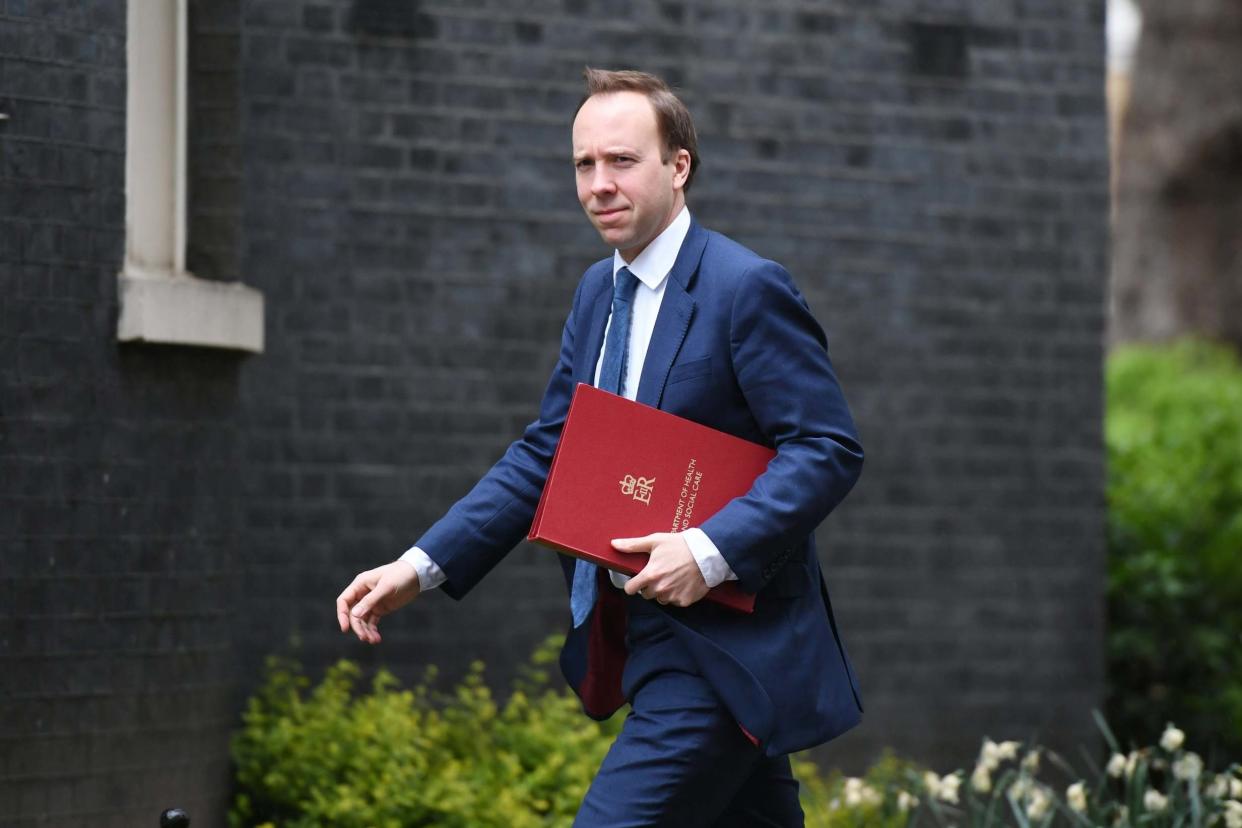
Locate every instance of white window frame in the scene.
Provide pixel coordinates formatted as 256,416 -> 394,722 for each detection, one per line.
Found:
118,0 -> 264,353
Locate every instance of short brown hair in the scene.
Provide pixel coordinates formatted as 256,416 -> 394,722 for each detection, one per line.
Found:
579,67 -> 701,193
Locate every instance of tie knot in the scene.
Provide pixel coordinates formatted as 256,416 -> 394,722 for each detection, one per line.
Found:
614,266 -> 640,301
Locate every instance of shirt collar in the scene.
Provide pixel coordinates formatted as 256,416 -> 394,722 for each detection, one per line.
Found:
611,205 -> 691,290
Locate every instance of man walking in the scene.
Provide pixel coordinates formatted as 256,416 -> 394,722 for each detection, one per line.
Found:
337,68 -> 865,827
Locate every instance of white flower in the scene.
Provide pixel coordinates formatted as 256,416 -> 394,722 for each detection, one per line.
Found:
1027,787 -> 1052,820
1114,805 -> 1129,826
1107,753 -> 1128,778
1174,752 -> 1203,781
1223,801 -> 1242,828
1067,781 -> 1088,813
980,738 -> 1002,771
997,740 -> 1021,760
827,796 -> 840,811
972,764 -> 992,793
841,777 -> 880,808
1206,774 -> 1229,799
1021,749 -> 1041,774
1125,750 -> 1142,778
1009,776 -> 1032,801
925,771 -> 961,803
1144,789 -> 1168,812
939,773 -> 962,804
1160,723 -> 1185,752
1231,776 -> 1242,799
897,791 -> 919,813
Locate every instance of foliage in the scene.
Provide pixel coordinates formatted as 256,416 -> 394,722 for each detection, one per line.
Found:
809,717 -> 1242,828
795,750 -> 925,828
229,637 -> 621,827
230,637 -> 1242,826
1105,339 -> 1242,762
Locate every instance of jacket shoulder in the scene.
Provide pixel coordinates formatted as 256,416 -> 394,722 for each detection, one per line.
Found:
699,228 -> 792,294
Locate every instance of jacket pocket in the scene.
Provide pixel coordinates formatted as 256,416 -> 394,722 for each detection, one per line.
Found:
667,355 -> 712,385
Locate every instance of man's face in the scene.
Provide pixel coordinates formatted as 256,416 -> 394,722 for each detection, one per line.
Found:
572,91 -> 690,262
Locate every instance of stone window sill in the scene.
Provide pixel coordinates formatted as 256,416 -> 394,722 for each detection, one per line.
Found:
117,268 -> 264,354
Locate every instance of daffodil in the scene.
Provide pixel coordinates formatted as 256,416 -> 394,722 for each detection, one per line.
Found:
1067,781 -> 1088,813
940,773 -> 962,804
1174,752 -> 1203,781
1144,789 -> 1168,812
972,764 -> 992,793
1160,723 -> 1185,752
1027,786 -> 1052,820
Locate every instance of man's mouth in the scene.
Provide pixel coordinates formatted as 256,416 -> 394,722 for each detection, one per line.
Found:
594,207 -> 627,222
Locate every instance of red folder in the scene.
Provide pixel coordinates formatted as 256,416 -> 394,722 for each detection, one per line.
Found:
528,383 -> 777,613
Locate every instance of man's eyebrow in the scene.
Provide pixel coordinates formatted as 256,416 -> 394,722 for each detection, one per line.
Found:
573,147 -> 642,160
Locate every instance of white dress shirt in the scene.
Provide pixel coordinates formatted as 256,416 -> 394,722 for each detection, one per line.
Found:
400,206 -> 737,591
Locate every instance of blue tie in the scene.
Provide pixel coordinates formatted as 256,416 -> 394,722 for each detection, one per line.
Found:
571,266 -> 641,627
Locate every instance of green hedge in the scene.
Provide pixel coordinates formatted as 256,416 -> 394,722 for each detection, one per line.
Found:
228,638 -> 926,828
230,642 -> 1242,828
229,639 -> 621,827
1106,338 -> 1242,762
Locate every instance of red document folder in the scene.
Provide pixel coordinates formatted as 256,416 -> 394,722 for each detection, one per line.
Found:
528,383 -> 777,613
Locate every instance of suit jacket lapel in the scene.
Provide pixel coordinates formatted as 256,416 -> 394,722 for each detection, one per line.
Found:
636,220 -> 709,408
574,266 -> 612,384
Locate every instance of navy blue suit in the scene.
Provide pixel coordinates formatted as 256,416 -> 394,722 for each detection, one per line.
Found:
414,219 -> 864,818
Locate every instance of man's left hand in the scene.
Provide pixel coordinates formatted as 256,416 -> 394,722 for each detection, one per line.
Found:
615,533 -> 710,607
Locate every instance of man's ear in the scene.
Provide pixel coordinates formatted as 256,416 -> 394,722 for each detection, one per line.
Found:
671,148 -> 692,190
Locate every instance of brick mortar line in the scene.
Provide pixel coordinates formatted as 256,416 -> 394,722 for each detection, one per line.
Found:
240,88 -> 1099,119
0,13 -> 125,36
282,3 -> 1103,39
260,54 -> 1107,99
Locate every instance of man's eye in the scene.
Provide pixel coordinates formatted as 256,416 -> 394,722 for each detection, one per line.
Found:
575,160 -> 593,170
615,156 -> 634,165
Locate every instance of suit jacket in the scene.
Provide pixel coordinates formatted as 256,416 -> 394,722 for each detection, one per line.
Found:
414,218 -> 865,757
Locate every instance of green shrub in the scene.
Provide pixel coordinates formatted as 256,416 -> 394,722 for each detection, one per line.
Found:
229,637 -> 622,827
1105,339 -> 1242,762
230,638 -> 1242,826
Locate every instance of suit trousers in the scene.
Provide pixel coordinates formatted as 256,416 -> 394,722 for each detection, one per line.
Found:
573,593 -> 805,827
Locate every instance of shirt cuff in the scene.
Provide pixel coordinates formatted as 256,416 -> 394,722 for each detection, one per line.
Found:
398,546 -> 446,591
683,527 -> 738,588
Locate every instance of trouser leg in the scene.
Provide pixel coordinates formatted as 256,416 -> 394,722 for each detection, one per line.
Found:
572,597 -> 803,827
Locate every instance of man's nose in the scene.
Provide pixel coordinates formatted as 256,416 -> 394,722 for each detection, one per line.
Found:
590,166 -> 616,196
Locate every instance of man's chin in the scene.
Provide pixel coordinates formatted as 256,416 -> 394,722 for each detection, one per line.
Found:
595,227 -> 634,250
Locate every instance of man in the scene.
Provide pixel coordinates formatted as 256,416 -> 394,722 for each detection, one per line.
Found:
336,68 -> 865,827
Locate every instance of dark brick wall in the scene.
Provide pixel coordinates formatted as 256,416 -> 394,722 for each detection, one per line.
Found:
1,0 -> 1109,822
0,1 -> 241,825
236,0 -> 1108,768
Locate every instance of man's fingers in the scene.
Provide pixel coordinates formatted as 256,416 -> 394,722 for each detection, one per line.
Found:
624,569 -> 653,596
351,585 -> 385,620
350,612 -> 380,645
336,578 -> 369,631
612,534 -> 662,553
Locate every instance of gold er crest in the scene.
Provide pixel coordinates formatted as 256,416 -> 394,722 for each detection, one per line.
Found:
619,474 -> 656,505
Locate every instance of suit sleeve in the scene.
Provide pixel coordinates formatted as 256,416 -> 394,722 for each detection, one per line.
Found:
410,277 -> 585,599
698,260 -> 864,593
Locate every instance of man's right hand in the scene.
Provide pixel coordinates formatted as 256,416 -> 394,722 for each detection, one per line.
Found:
335,561 -> 421,645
